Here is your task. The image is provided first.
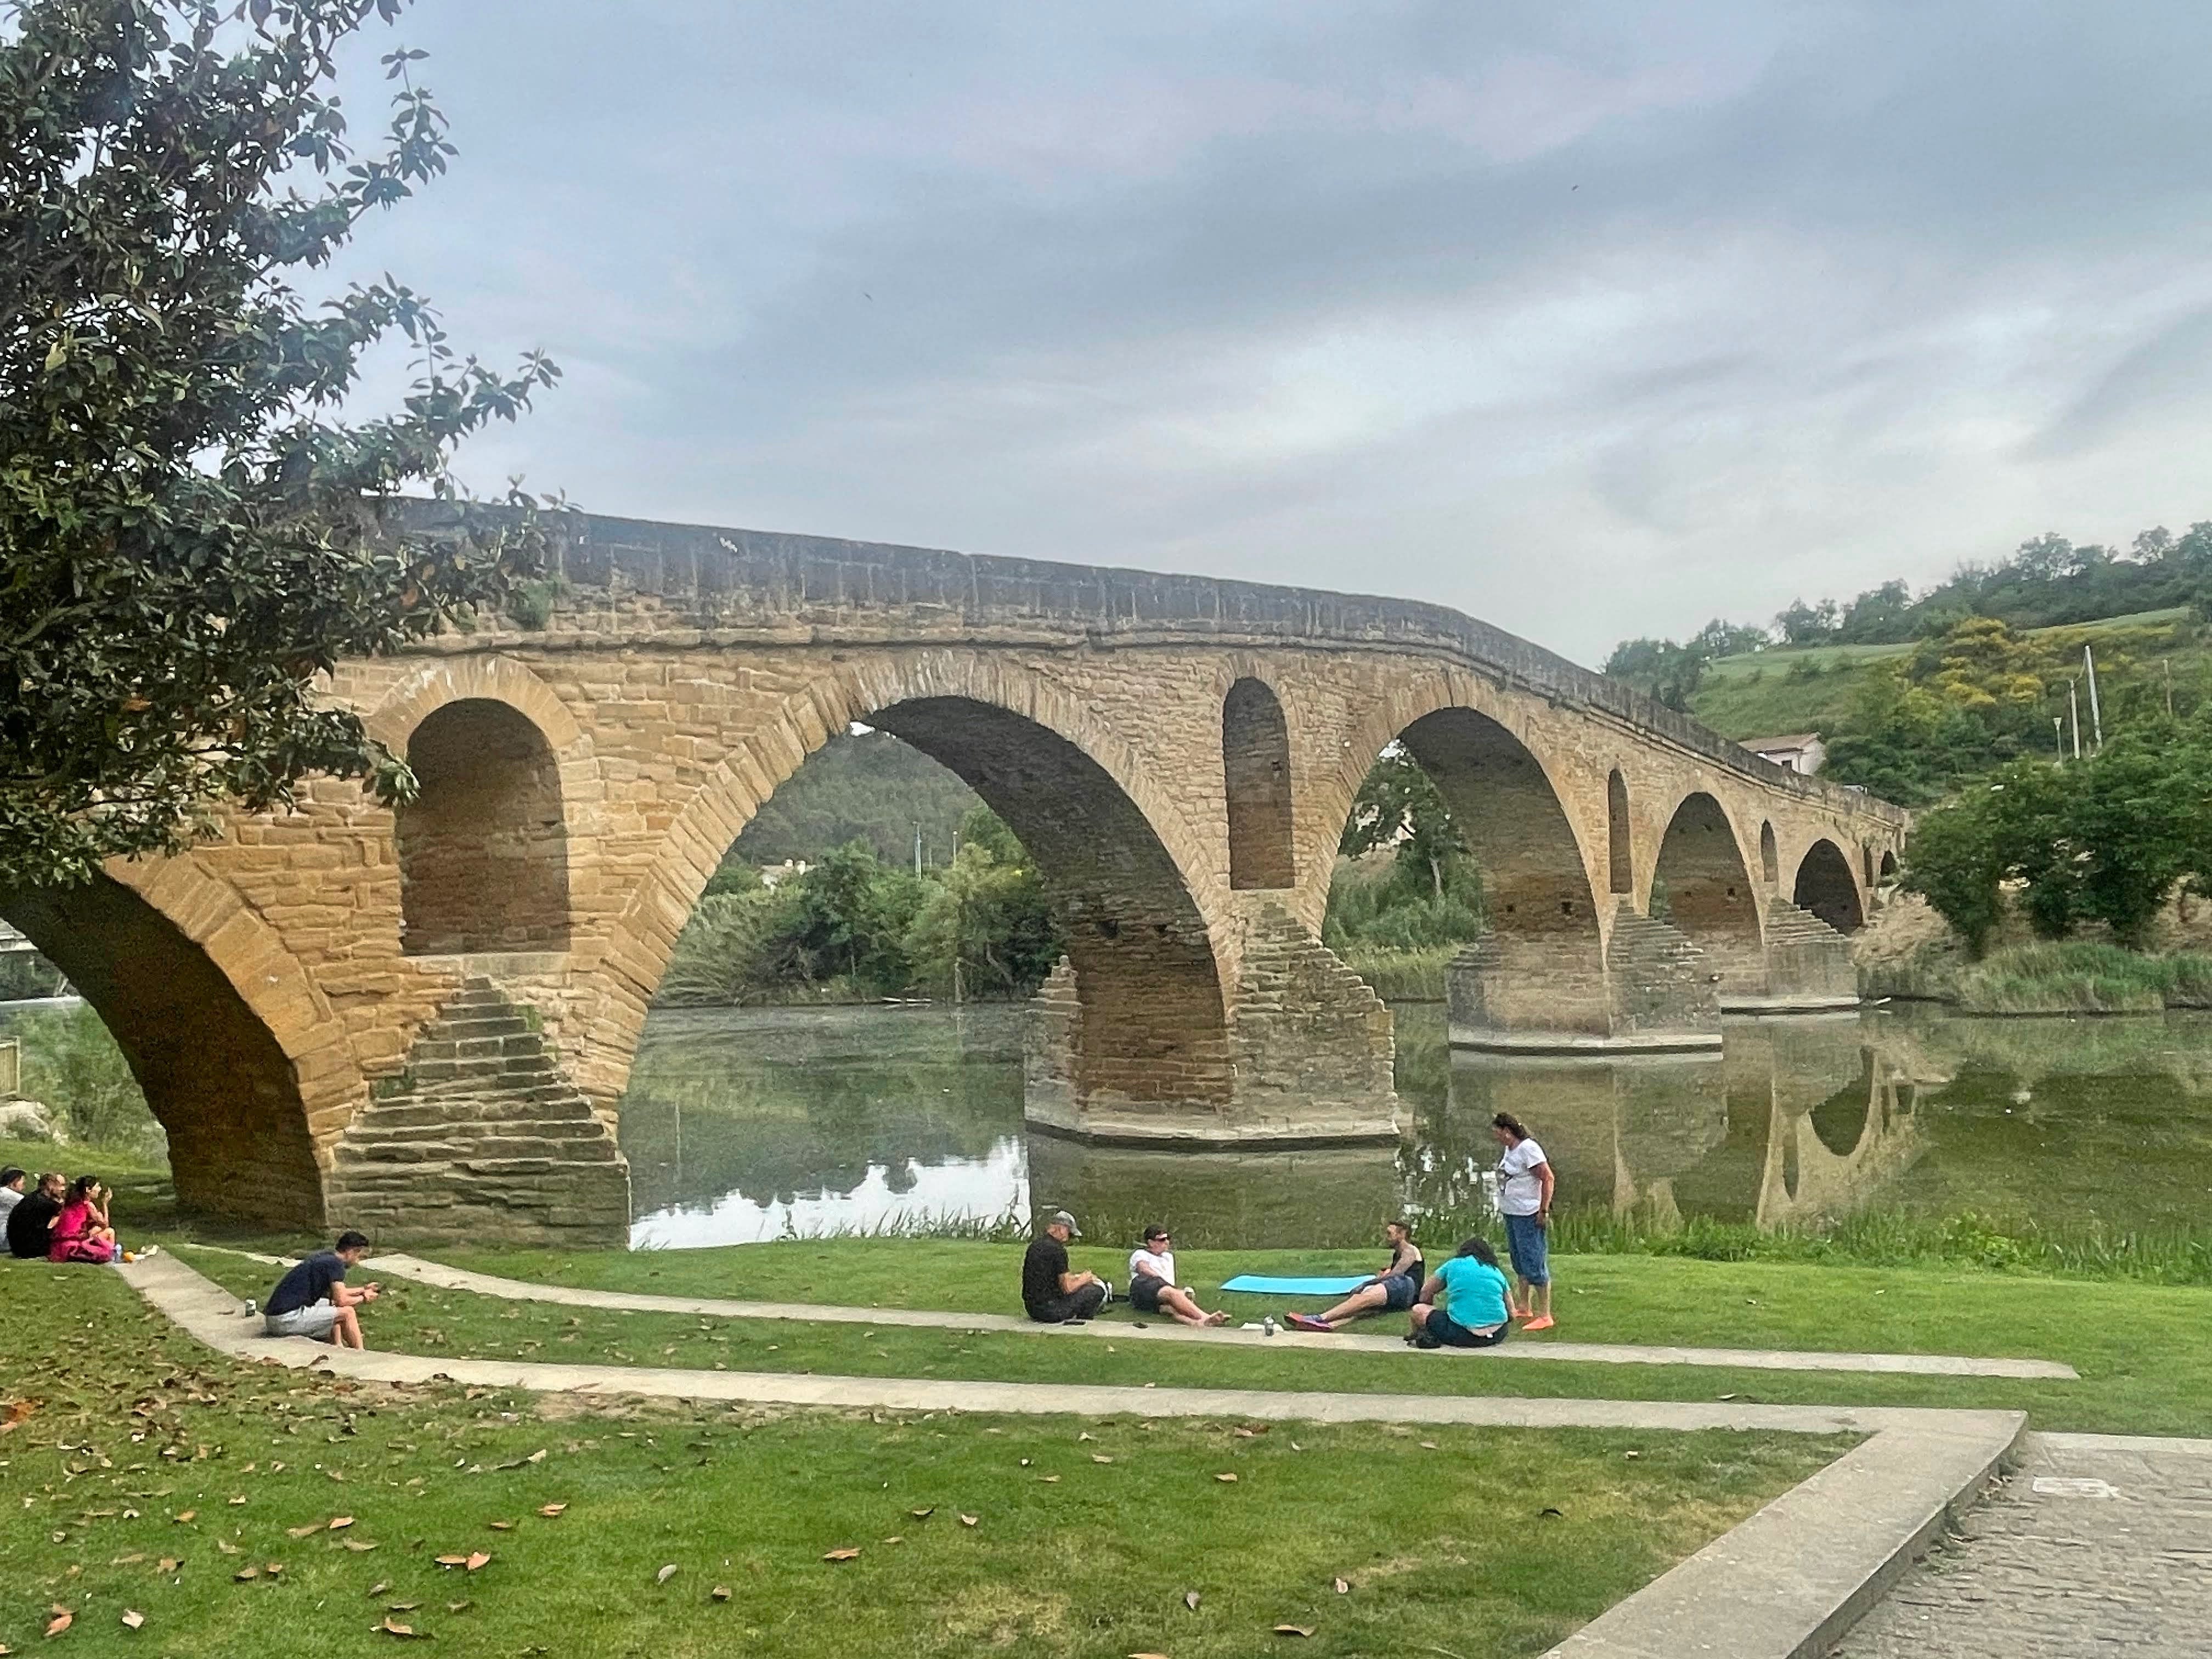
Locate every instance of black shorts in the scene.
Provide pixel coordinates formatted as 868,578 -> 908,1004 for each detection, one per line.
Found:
1130,1274 -> 1169,1314
1378,1272 -> 1418,1312
1425,1308 -> 1509,1348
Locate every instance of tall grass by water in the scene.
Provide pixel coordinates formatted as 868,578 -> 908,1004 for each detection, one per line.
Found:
1865,938 -> 2212,1014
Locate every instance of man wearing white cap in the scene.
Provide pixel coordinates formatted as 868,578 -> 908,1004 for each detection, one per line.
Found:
1021,1209 -> 1109,1323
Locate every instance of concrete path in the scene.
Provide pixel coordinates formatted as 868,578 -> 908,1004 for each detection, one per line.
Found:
121,1251 -> 2027,1659
1836,1430 -> 2212,1658
354,1250 -> 2078,1380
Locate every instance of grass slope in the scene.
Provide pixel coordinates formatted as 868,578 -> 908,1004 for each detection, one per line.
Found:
0,1263 -> 1831,1658
174,1242 -> 2212,1437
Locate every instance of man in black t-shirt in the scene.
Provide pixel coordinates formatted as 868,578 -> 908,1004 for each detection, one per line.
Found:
263,1231 -> 379,1347
1021,1209 -> 1107,1323
6,1172 -> 64,1260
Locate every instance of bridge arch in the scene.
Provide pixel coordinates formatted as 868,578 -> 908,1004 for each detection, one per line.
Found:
1793,838 -> 1865,932
582,653 -> 1232,1123
0,859 -> 358,1229
1650,792 -> 1764,1000
1223,677 -> 1295,890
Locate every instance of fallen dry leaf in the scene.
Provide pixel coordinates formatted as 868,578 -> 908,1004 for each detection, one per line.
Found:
215,1541 -> 241,1556
44,1609 -> 72,1638
1215,1473 -> 1238,1483
329,1516 -> 354,1531
377,1617 -> 426,1639
464,1553 -> 490,1572
264,1564 -> 283,1578
1333,1577 -> 1350,1594
1092,1454 -> 1114,1464
233,1567 -> 259,1583
155,1559 -> 178,1574
227,1496 -> 246,1506
1128,1653 -> 1170,1658
1037,1474 -> 1059,1483
487,1521 -> 514,1532
120,1611 -> 145,1630
958,1514 -> 978,1527
537,1504 -> 567,1519
434,1555 -> 468,1567
909,1507 -> 934,1519
1273,1626 -> 1314,1638
342,1539 -> 379,1553
710,1585 -> 732,1602
1184,1590 -> 1202,1611
445,1601 -> 471,1613
822,1548 -> 861,1562
387,1603 -> 420,1613
173,1511 -> 196,1524
366,1582 -> 390,1599
286,1524 -> 323,1539
655,1564 -> 678,1584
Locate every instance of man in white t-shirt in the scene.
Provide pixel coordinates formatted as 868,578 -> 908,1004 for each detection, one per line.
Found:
1126,1226 -> 1229,1327
1491,1113 -> 1556,1330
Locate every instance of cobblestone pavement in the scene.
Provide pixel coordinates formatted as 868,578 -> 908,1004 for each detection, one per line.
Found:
1837,1433 -> 2212,1657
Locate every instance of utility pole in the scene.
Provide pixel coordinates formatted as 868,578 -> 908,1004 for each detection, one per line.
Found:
913,821 -> 923,876
2069,680 -> 2081,759
2084,645 -> 2104,752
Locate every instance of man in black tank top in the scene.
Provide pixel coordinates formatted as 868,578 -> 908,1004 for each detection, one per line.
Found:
1285,1220 -> 1424,1333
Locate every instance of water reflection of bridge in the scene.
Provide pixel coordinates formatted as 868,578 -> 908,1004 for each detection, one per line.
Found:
1441,1014 -> 1938,1230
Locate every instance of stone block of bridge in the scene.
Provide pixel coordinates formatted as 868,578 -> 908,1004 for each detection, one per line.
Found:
1447,909 -> 1722,1054
1026,908 -> 1399,1147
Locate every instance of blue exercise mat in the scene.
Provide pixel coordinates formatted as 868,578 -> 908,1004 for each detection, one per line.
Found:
1218,1274 -> 1369,1296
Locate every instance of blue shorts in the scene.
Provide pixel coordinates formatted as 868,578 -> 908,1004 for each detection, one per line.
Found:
1425,1308 -> 1509,1347
1378,1272 -> 1418,1312
1504,1214 -> 1550,1285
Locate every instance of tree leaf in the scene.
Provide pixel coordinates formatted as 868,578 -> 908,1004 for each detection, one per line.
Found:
44,1609 -> 72,1637
656,1564 -> 678,1584
958,1515 -> 978,1527
1273,1626 -> 1314,1638
377,1617 -> 426,1639
537,1503 -> 567,1518
121,1610 -> 145,1629
1215,1473 -> 1238,1483
1184,1590 -> 1201,1611
822,1548 -> 862,1562
464,1552 -> 490,1572
909,1508 -> 934,1519
710,1585 -> 732,1602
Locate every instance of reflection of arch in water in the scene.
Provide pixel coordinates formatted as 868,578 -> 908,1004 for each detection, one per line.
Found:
1447,1049 -> 1726,1224
1024,1135 -> 1401,1250
1750,1019 -> 1923,1228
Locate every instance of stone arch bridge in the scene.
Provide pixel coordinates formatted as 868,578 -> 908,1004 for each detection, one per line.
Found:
2,511 -> 1906,1244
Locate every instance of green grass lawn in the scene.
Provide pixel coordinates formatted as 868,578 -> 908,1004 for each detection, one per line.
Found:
167,1240 -> 2210,1437
0,1263 -> 1836,1658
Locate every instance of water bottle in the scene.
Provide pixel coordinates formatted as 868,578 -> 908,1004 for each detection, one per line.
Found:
1262,1315 -> 1277,1338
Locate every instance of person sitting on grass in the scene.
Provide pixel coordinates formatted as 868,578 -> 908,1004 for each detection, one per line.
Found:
1492,1111 -> 1556,1330
0,1167 -> 25,1224
47,1175 -> 117,1265
1286,1218 -> 1425,1333
6,1172 -> 62,1259
1407,1237 -> 1514,1349
263,1231 -> 380,1348
1127,1226 -> 1230,1327
1021,1209 -> 1108,1324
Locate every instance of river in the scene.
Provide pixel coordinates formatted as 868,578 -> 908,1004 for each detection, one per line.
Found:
619,1000 -> 2212,1250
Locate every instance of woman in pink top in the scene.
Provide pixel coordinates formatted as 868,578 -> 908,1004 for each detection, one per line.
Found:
48,1175 -> 117,1265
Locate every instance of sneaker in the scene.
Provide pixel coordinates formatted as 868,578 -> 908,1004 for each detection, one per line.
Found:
1101,1279 -> 1115,1304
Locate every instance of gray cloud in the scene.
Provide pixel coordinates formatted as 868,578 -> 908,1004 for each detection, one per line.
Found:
326,0 -> 2212,659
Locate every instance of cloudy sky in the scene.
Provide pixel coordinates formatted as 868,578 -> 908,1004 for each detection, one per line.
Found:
326,2 -> 2212,664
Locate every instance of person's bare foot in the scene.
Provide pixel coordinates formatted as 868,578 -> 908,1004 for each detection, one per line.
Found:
1206,1311 -> 1232,1325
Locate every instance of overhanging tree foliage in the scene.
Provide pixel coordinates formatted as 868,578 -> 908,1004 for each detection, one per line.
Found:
1,0 -> 560,890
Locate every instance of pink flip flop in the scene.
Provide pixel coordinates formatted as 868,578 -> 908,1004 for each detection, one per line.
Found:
1285,1313 -> 1334,1333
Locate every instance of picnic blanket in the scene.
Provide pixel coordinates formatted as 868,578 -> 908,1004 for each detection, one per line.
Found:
1218,1274 -> 1369,1296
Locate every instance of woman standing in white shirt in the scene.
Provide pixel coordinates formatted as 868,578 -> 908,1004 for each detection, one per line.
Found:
1492,1113 -> 1556,1331
1127,1226 -> 1231,1327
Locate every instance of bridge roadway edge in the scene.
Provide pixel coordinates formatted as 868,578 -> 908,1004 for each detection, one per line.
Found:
121,1252 -> 2023,1659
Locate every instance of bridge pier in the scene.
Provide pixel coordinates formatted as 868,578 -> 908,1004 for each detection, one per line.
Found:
1026,909 -> 1400,1147
1446,907 -> 1723,1054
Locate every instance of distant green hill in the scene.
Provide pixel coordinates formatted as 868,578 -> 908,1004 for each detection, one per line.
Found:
1690,610 -> 2202,751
